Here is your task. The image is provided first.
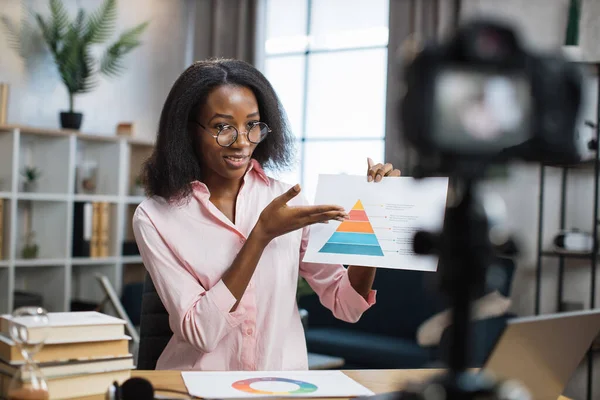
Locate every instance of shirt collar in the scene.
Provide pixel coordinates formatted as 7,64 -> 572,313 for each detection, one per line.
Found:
191,158 -> 271,199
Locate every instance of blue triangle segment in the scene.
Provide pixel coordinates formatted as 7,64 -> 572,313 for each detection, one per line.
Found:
319,232 -> 384,256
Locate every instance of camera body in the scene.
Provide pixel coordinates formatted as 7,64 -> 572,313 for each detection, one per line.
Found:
401,19 -> 584,178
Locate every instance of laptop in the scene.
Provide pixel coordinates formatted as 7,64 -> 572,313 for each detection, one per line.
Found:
483,308 -> 600,399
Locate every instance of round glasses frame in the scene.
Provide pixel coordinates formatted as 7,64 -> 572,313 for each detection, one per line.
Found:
194,121 -> 271,147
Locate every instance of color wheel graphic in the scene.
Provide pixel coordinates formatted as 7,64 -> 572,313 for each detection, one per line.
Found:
231,377 -> 318,395
319,200 -> 384,256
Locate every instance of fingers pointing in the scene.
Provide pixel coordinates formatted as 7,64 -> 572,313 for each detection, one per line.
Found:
276,184 -> 301,204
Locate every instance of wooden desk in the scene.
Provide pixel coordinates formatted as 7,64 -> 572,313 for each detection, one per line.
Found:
96,369 -> 568,400
308,352 -> 345,370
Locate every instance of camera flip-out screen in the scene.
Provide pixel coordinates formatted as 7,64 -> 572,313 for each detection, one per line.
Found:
432,67 -> 533,156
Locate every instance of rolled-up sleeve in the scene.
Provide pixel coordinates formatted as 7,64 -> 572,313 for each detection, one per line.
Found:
299,224 -> 376,323
132,207 -> 246,353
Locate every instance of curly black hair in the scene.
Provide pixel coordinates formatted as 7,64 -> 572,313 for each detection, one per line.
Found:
142,58 -> 295,203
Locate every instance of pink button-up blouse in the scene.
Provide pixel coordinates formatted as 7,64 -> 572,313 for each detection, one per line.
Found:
132,159 -> 376,371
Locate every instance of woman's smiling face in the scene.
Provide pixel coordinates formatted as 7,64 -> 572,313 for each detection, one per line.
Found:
192,84 -> 261,182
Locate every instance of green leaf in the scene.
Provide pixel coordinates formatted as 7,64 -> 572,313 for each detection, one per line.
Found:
0,15 -> 22,53
99,42 -> 125,77
100,21 -> 148,78
84,0 -> 117,44
116,21 -> 149,48
49,0 -> 69,49
34,13 -> 55,52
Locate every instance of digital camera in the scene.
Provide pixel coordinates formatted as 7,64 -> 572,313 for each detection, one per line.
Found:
400,19 -> 585,177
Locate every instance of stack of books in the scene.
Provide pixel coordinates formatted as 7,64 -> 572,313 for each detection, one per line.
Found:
0,311 -> 134,399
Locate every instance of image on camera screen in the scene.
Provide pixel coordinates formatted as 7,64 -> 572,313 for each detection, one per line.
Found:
432,68 -> 532,155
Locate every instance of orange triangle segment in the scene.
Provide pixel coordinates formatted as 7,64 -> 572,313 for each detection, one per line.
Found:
353,200 -> 364,210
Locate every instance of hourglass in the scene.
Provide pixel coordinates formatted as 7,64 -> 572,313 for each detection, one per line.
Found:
7,307 -> 50,400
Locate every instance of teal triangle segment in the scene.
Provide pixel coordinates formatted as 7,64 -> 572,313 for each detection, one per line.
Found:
319,232 -> 384,256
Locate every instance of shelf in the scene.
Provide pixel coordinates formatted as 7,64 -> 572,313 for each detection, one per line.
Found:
75,139 -> 121,196
541,158 -> 597,169
0,124 -> 154,313
0,124 -> 155,147
122,255 -> 142,264
541,250 -> 596,259
16,192 -> 69,201
15,265 -> 65,311
19,132 -> 71,194
125,196 -> 146,204
16,200 -> 68,259
73,194 -> 120,203
0,131 -> 14,192
71,257 -> 119,266
71,263 -> 118,306
14,258 -> 67,267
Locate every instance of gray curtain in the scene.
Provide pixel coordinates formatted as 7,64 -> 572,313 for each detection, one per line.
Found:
384,0 -> 459,174
189,0 -> 258,65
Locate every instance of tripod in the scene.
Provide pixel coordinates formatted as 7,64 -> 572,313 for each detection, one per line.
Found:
360,177 -> 530,400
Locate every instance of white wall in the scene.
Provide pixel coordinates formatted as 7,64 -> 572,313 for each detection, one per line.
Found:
461,1 -> 600,398
0,0 -> 190,141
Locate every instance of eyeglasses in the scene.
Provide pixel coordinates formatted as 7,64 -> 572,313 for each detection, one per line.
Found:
194,121 -> 271,147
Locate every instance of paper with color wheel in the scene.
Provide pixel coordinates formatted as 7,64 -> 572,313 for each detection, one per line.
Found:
181,370 -> 375,398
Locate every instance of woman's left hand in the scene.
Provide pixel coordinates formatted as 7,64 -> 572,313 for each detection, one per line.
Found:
367,157 -> 401,182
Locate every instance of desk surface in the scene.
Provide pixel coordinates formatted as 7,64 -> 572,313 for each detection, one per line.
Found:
89,369 -> 569,400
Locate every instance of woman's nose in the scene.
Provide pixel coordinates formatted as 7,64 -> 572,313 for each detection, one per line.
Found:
232,128 -> 251,148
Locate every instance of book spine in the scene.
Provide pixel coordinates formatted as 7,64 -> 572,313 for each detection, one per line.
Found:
91,202 -> 100,258
99,202 -> 109,257
72,202 -> 92,257
0,83 -> 8,125
0,199 -> 4,260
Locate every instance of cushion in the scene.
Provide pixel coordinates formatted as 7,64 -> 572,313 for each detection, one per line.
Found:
416,290 -> 512,347
305,328 -> 435,369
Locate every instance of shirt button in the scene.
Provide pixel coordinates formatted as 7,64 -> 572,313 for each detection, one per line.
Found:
246,328 -> 253,336
239,238 -> 246,244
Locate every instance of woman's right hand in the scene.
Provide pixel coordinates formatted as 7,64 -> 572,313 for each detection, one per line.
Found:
253,184 -> 348,244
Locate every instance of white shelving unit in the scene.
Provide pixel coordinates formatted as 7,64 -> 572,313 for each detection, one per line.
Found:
0,125 -> 154,314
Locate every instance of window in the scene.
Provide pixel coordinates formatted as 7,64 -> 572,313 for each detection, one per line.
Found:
260,0 -> 389,203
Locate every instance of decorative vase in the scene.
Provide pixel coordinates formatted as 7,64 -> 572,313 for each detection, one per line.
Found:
60,112 -> 83,130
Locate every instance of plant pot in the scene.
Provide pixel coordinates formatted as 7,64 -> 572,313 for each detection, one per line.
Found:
60,112 -> 83,130
132,185 -> 145,196
21,180 -> 38,192
21,243 -> 39,259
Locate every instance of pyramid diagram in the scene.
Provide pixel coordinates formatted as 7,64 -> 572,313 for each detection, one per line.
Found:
319,200 -> 384,256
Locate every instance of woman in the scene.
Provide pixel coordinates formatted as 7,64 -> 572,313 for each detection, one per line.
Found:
133,58 -> 401,371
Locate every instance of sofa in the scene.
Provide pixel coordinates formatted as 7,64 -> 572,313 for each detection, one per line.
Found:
298,257 -> 516,369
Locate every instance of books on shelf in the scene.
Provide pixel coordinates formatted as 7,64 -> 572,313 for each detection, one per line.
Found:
0,311 -> 134,399
0,199 -> 4,260
72,201 -> 110,258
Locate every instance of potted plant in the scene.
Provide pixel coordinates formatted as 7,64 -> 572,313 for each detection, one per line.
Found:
21,231 -> 39,259
21,166 -> 40,192
132,174 -> 145,196
2,0 -> 149,130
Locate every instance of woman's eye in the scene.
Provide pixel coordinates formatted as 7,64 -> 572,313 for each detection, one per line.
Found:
247,121 -> 259,128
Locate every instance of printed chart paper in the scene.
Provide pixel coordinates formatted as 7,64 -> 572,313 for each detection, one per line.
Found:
303,174 -> 449,271
181,370 -> 375,398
